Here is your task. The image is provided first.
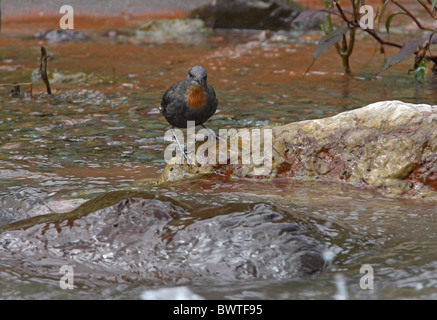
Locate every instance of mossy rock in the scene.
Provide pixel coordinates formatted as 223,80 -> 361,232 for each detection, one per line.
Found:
136,18 -> 210,40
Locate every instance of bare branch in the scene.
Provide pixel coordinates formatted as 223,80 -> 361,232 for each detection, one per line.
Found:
392,0 -> 434,31
418,0 -> 437,19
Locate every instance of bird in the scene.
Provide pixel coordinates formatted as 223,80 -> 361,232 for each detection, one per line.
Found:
160,65 -> 219,165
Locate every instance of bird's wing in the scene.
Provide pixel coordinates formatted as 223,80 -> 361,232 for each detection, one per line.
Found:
160,81 -> 185,116
207,84 -> 219,116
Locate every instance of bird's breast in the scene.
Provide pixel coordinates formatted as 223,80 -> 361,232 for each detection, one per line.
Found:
186,85 -> 207,109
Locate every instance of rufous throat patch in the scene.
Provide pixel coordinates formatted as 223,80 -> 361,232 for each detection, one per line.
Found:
186,85 -> 206,109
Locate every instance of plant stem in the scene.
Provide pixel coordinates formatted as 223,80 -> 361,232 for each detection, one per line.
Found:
392,0 -> 434,31
340,23 -> 355,75
418,0 -> 437,19
346,27 -> 356,57
336,2 -> 351,26
363,28 -> 402,48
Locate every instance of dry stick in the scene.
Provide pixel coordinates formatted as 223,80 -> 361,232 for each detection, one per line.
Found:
40,46 -> 52,95
0,83 -> 33,98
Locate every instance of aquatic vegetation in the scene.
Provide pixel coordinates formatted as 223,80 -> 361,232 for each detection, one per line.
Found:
294,0 -> 437,82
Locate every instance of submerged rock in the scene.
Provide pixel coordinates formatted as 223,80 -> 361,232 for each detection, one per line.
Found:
0,194 -> 326,284
160,101 -> 437,200
136,18 -> 209,40
34,29 -> 87,42
189,0 -> 303,30
31,69 -> 112,85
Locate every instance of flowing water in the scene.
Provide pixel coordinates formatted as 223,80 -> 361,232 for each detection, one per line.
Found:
0,13 -> 437,299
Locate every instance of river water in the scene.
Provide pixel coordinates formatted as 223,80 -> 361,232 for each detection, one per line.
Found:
0,12 -> 436,299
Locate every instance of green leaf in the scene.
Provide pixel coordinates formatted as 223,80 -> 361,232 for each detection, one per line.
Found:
303,27 -> 348,75
432,0 -> 437,12
382,39 -> 425,71
385,12 -> 406,34
320,24 -> 327,34
414,58 -> 427,84
313,27 -> 349,60
378,0 -> 392,19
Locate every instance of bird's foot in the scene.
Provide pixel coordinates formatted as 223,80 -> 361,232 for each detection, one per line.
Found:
201,124 -> 223,141
171,127 -> 191,166
177,149 -> 191,166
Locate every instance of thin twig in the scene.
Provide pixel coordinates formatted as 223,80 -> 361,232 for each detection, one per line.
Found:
392,0 -> 434,31
0,83 -> 32,87
0,82 -> 33,98
418,0 -> 437,19
336,2 -> 352,27
363,28 -> 403,48
335,2 -> 403,49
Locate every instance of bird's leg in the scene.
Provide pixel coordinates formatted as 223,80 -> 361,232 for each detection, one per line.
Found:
201,124 -> 222,141
171,127 -> 191,166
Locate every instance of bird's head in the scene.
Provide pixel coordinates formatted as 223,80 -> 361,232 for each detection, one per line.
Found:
187,65 -> 208,87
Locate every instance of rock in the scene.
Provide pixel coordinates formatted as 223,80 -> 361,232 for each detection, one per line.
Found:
189,0 -> 303,30
136,18 -> 210,40
159,101 -> 437,200
9,85 -> 22,97
33,29 -> 87,42
31,69 -> 112,85
0,193 -> 326,284
50,71 -> 88,84
291,9 -> 329,30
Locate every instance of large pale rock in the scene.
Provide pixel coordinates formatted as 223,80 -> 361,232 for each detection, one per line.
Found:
159,101 -> 437,200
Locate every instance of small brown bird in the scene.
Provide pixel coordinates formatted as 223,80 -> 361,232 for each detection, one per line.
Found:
160,65 -> 219,165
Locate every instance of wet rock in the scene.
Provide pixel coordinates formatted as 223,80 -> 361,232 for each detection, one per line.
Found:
34,29 -> 87,42
159,101 -> 437,200
31,69 -> 112,85
0,194 -> 326,284
9,84 -> 22,97
136,18 -> 209,40
51,71 -> 88,84
189,0 -> 303,30
102,29 -> 131,38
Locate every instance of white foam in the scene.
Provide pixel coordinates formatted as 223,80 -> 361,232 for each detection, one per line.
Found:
140,286 -> 204,300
